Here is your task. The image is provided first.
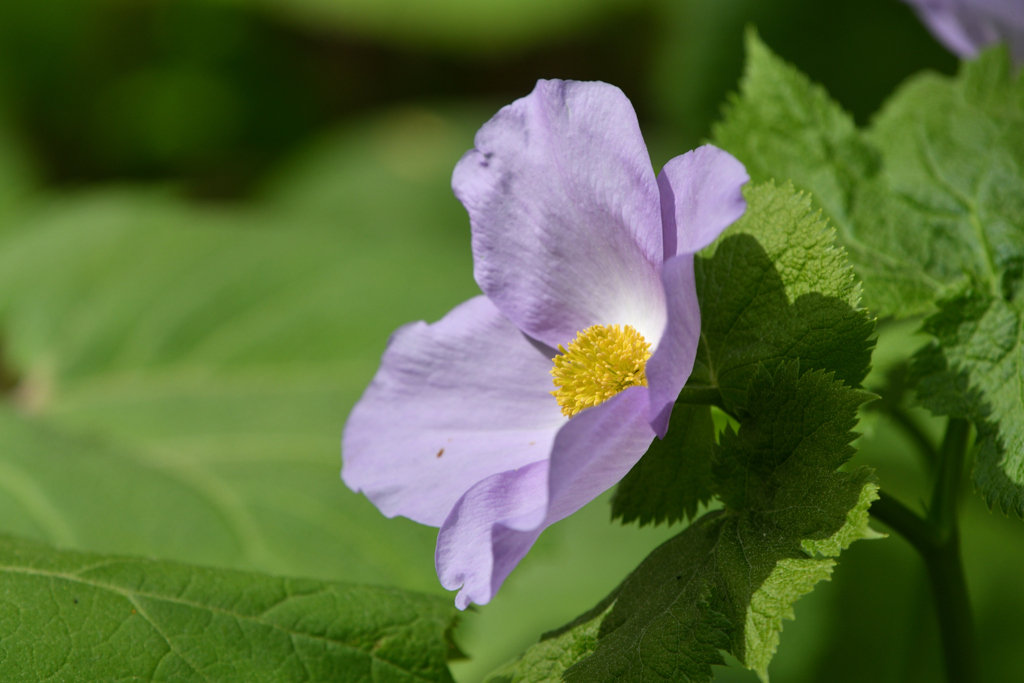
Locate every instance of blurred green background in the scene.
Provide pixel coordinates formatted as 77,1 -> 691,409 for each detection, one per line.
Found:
0,0 -> 1020,681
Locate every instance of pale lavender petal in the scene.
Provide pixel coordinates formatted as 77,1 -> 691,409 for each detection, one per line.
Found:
435,461 -> 549,610
903,0 -> 1024,63
436,387 -> 655,608
658,144 -> 749,259
452,79 -> 667,348
644,254 -> 701,437
646,146 -> 747,435
342,295 -> 565,527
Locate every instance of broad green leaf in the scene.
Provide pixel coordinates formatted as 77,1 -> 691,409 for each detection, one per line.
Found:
863,48 -> 1024,292
711,30 -> 920,316
714,32 -> 1024,318
715,34 -> 1024,513
875,52 -> 1024,513
564,363 -> 879,683
691,181 -> 875,412
713,30 -> 874,235
0,534 -> 457,682
611,403 -> 715,526
480,607 -> 609,683
0,108 -> 486,591
912,291 -> 1024,516
745,482 -> 882,680
611,181 -> 874,533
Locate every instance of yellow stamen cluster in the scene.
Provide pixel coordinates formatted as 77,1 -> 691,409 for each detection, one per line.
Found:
550,324 -> 651,417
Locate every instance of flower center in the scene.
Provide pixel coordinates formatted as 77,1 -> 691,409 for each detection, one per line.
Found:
550,324 -> 652,417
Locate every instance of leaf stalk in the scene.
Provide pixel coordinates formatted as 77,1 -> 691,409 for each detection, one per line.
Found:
871,418 -> 978,683
887,405 -> 939,469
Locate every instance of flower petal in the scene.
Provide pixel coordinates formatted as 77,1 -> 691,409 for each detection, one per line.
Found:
452,79 -> 667,348
436,386 -> 655,608
647,145 -> 747,435
658,144 -> 749,259
644,254 -> 701,437
903,0 -> 1024,62
435,460 -> 549,610
342,295 -> 565,527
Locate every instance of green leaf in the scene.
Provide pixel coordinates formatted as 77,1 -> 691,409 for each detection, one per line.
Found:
612,181 -> 874,534
691,181 -> 875,413
715,34 -> 1024,513
912,290 -> 1024,516
611,403 -> 715,526
481,607 -> 609,683
742,556 -> 834,679
713,29 -> 876,236
863,48 -> 1024,292
0,534 -> 457,682
714,33 -> 1024,319
0,108 -> 487,591
562,363 -> 880,683
711,30 -> 918,316
871,50 -> 1024,515
745,481 -> 882,680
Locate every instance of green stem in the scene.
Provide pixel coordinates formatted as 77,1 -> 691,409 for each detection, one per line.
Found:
927,418 -> 977,683
924,535 -> 977,683
929,418 -> 970,540
870,418 -> 978,683
887,405 -> 939,469
870,491 -> 935,555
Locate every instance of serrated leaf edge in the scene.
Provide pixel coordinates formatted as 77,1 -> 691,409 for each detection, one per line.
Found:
743,482 -> 883,682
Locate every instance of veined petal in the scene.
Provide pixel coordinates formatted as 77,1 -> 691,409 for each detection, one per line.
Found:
342,296 -> 565,527
453,79 -> 667,348
658,144 -> 749,259
436,387 -> 655,608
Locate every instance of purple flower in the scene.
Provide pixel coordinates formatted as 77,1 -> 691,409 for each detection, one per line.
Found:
903,0 -> 1024,63
342,80 -> 748,609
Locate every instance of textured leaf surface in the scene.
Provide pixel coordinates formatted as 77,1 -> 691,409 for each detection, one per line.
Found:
611,403 -> 715,526
614,182 -> 873,530
0,535 -> 457,682
563,364 -> 879,683
0,110 -> 487,591
691,181 -> 874,413
881,52 -> 1024,513
879,53 -> 1024,513
711,30 -> 916,317
715,33 -> 1024,319
912,291 -> 1024,515
480,608 -> 607,683
716,33 -> 1024,514
613,183 -> 873,534
863,48 -> 1024,294
742,556 -> 834,680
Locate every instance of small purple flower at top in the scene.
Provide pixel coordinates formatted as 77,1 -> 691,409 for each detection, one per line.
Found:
903,0 -> 1024,64
342,80 -> 748,609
